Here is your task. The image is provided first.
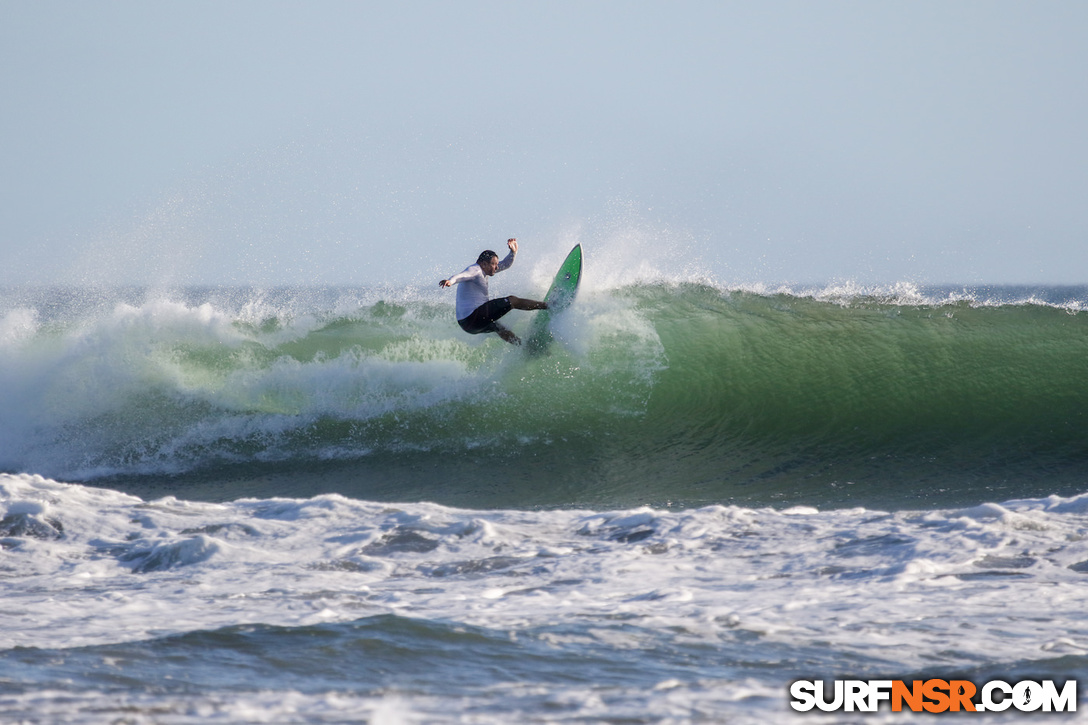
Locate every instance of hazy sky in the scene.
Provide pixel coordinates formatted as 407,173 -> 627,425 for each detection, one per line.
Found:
2,1 -> 1086,286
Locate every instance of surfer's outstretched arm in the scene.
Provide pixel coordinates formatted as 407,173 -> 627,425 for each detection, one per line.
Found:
440,267 -> 477,288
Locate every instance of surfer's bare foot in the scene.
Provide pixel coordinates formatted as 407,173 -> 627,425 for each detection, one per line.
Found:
498,329 -> 522,345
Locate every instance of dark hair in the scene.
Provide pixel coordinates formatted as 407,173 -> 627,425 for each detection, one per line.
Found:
477,250 -> 498,265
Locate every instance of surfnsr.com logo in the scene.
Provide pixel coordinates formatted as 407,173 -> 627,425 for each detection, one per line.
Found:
790,679 -> 1077,713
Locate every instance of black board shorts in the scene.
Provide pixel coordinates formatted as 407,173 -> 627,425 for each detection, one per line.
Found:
458,297 -> 513,334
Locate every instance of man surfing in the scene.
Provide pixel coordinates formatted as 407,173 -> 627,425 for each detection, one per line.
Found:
439,238 -> 547,345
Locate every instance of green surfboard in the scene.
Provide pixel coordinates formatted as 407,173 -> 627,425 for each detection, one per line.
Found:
525,244 -> 583,355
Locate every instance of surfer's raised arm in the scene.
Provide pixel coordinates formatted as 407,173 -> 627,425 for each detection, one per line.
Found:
495,238 -> 517,274
440,239 -> 517,288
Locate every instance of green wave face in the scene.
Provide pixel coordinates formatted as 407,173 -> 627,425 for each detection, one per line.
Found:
622,285 -> 1088,507
4,284 -> 1088,510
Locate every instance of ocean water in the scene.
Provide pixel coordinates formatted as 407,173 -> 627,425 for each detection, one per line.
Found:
2,279 -> 1088,723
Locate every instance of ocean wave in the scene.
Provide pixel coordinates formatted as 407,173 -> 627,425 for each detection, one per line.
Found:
2,283 -> 1087,509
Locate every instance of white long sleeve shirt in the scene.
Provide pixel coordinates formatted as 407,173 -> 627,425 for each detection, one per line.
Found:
446,249 -> 516,320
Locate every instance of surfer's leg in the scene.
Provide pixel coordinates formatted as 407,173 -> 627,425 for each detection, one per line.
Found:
493,322 -> 521,345
459,298 -> 513,334
460,300 -> 522,344
507,295 -> 547,311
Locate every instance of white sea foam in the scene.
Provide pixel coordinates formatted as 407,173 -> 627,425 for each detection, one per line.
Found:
0,307 -> 38,346
0,283 -> 681,481
4,473 -> 1088,669
4,473 -> 1088,721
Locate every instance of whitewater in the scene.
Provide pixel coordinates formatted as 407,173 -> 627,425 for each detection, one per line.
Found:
3,271 -> 1088,722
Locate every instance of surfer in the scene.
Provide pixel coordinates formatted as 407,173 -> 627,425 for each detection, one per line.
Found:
439,238 -> 547,345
